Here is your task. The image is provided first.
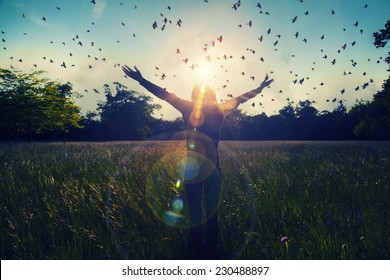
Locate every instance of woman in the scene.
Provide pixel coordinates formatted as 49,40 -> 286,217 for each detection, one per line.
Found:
122,65 -> 273,258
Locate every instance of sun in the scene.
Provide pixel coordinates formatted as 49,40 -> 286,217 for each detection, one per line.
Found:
190,55 -> 221,86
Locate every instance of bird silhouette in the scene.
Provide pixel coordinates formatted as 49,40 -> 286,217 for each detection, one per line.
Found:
292,16 -> 298,23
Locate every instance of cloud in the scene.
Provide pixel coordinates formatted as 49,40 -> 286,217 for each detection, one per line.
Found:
92,0 -> 106,20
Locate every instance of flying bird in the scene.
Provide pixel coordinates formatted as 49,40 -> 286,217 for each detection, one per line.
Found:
292,16 -> 298,23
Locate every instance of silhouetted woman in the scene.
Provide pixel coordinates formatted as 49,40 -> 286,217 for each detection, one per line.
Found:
122,65 -> 273,259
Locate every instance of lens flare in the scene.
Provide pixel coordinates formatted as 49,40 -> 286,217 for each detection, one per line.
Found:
172,197 -> 184,212
177,155 -> 200,181
144,131 -> 222,228
175,178 -> 181,189
164,210 -> 185,226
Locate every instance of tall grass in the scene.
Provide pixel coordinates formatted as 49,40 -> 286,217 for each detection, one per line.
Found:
0,141 -> 389,259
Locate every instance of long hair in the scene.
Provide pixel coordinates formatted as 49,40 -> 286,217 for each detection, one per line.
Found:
191,84 -> 217,105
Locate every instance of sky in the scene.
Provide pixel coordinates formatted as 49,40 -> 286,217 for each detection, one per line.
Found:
0,0 -> 389,120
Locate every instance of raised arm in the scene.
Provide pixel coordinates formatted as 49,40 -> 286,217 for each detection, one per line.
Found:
122,65 -> 187,109
221,74 -> 274,114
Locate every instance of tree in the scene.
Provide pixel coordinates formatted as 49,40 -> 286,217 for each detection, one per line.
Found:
294,100 -> 319,140
0,68 -> 82,141
328,103 -> 356,140
351,20 -> 390,139
373,20 -> 390,48
149,117 -> 184,140
278,103 -> 296,139
97,82 -> 161,140
373,19 -> 390,67
352,81 -> 390,139
220,109 -> 245,140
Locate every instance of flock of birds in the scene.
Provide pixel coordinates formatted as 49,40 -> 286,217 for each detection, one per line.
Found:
149,0 -> 382,109
0,0 -> 386,113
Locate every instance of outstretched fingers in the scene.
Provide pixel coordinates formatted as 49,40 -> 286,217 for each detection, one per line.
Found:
261,74 -> 274,88
122,65 -> 143,82
267,78 -> 274,85
122,65 -> 131,75
122,65 -> 134,73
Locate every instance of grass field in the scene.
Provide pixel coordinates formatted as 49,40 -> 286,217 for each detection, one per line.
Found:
0,141 -> 389,260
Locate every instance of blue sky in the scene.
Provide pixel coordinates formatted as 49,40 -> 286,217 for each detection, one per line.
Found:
0,0 -> 389,119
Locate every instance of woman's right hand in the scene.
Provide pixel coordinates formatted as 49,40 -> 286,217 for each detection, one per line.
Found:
122,65 -> 143,82
259,74 -> 274,89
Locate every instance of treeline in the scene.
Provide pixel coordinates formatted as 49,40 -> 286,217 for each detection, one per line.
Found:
220,79 -> 390,141
1,67 -> 389,142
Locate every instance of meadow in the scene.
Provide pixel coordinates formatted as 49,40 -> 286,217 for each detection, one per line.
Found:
0,141 -> 389,260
